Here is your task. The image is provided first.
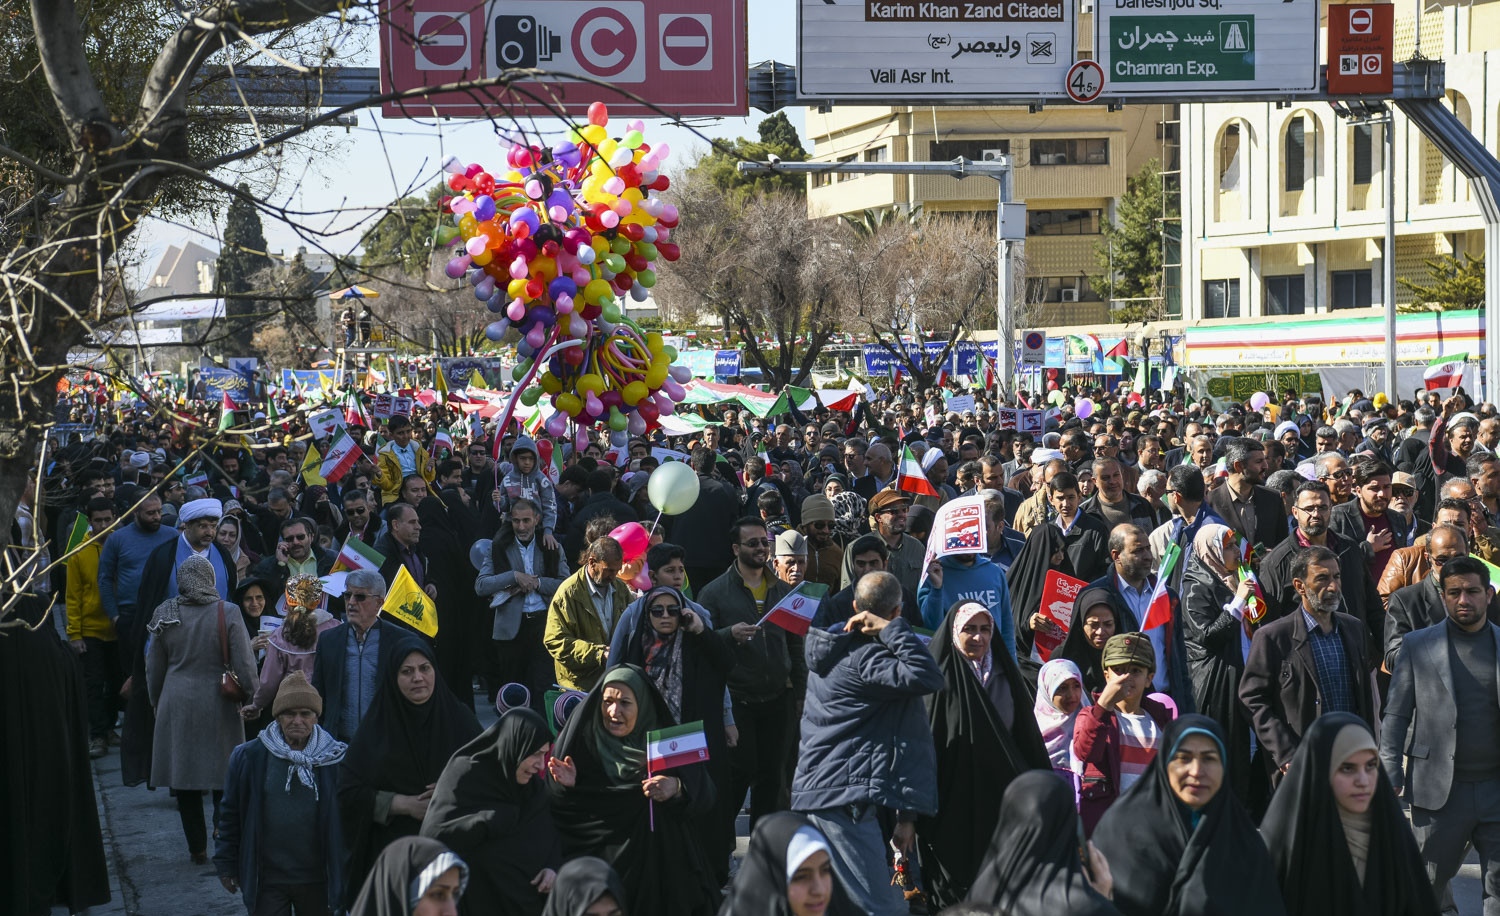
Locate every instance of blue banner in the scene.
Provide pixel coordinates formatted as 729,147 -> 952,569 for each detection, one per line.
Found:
863,341 -> 989,377
281,369 -> 345,392
1044,338 -> 1067,369
198,367 -> 250,400
677,349 -> 717,379
714,349 -> 742,378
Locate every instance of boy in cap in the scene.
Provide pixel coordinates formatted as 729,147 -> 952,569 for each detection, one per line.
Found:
1072,632 -> 1174,834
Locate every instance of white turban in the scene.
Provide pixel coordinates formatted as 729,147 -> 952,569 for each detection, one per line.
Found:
178,498 -> 223,524
920,448 -> 944,471
129,451 -> 151,469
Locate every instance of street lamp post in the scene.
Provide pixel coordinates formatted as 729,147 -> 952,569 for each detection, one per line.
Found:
738,157 -> 1024,403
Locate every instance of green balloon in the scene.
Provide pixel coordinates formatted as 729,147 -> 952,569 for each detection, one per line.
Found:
520,386 -> 542,407
601,301 -> 622,323
608,406 -> 628,431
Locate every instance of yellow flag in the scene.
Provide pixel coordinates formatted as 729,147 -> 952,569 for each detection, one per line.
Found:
468,370 -> 487,390
433,363 -> 448,398
300,442 -> 327,486
382,565 -> 438,637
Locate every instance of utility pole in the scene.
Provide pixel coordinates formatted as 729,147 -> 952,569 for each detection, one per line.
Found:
738,157 -> 1025,403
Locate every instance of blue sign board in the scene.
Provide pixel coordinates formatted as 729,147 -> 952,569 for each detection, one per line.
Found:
714,349 -> 742,378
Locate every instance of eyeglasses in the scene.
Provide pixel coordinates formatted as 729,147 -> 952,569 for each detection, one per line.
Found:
1292,504 -> 1329,514
348,593 -> 373,602
739,538 -> 772,548
649,604 -> 682,618
347,505 -> 368,514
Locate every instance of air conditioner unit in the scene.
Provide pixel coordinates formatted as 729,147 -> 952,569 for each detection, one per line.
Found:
981,148 -> 1008,162
1060,289 -> 1080,302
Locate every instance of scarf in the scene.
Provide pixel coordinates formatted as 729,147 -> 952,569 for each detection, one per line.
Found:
1191,523 -> 1238,591
638,586 -> 687,719
148,554 -> 220,633
588,667 -> 658,785
1329,722 -> 1380,884
259,720 -> 347,799
1033,658 -> 1090,768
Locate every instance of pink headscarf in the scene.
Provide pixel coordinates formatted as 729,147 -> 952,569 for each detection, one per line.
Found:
951,602 -> 994,685
1033,658 -> 1091,769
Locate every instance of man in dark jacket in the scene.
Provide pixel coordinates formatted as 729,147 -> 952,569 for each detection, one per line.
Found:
1081,457 -> 1157,533
214,673 -> 345,915
697,517 -> 802,838
792,571 -> 943,916
1259,481 -> 1382,650
312,570 -> 407,742
249,516 -> 336,598
1383,524 -> 1493,672
1207,437 -> 1289,553
1329,457 -> 1402,586
1240,546 -> 1377,777
562,469 -> 637,562
669,448 -> 742,593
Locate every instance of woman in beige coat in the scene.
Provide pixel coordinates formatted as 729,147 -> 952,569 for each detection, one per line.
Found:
146,555 -> 258,863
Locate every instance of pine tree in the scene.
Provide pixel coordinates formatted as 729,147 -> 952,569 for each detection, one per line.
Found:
1091,159 -> 1175,320
217,184 -> 271,346
1398,253 -> 1484,311
757,112 -> 803,151
689,113 -> 810,200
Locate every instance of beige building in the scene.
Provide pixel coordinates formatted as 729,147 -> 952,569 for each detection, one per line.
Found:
802,101 -> 1171,327
1180,0 -> 1489,322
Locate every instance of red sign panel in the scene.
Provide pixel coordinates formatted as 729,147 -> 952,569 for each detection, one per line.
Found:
379,0 -> 748,119
1327,4 -> 1393,95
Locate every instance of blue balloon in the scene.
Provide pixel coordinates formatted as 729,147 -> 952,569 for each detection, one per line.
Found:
485,319 -> 510,341
474,195 -> 496,222
474,277 -> 496,301
486,291 -> 506,312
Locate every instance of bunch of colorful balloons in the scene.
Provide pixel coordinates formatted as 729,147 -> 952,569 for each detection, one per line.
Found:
435,101 -> 689,446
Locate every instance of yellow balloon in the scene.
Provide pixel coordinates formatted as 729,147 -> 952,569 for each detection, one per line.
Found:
580,124 -> 607,146
577,373 -> 604,395
471,248 -> 492,267
507,277 -> 530,300
540,373 -> 563,394
557,392 -> 582,415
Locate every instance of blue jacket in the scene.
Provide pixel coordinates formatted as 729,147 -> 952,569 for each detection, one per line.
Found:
791,617 -> 944,816
97,521 -> 176,619
213,738 -> 344,913
916,555 -> 1016,656
988,527 -> 1028,575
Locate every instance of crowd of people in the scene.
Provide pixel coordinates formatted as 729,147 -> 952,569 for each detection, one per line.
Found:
10,376 -> 1500,916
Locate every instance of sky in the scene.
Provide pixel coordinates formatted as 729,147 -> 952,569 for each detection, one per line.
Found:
132,0 -> 803,285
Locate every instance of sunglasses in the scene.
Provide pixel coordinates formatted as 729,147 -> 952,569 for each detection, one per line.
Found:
649,604 -> 682,618
739,538 -> 772,548
1321,469 -> 1353,480
808,520 -> 833,529
348,592 -> 373,602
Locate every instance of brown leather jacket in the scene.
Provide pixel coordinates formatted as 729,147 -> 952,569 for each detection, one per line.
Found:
1377,544 -> 1428,610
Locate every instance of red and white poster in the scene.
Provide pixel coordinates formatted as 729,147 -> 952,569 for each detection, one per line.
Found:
1033,570 -> 1087,662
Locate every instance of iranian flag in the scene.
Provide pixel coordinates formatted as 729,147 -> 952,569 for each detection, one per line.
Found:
430,429 -> 453,459
1142,542 -> 1182,630
646,721 -> 710,771
895,444 -> 940,497
333,535 -> 386,573
1425,352 -> 1467,390
319,426 -> 362,483
758,582 -> 829,636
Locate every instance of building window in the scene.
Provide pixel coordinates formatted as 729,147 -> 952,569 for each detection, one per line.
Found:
863,146 -> 888,163
1030,138 -> 1109,166
1027,209 -> 1103,236
1203,279 -> 1240,319
1285,119 -> 1305,192
1352,124 -> 1373,186
929,139 -> 1008,161
1264,275 -> 1306,315
835,154 -> 857,181
1030,276 -> 1093,303
1332,270 -> 1373,309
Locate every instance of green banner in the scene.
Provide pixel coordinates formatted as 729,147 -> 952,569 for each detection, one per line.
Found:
1206,371 -> 1321,401
1108,15 -> 1256,82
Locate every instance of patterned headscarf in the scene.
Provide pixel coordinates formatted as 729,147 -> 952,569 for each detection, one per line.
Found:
830,490 -> 867,538
148,555 -> 219,632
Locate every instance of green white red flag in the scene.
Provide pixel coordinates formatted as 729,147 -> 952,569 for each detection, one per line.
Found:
646,721 -> 710,771
319,426 -> 361,483
1142,542 -> 1182,630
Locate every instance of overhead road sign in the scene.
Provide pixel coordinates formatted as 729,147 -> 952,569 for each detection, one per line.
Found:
379,0 -> 748,118
798,0 -> 1076,101
1328,5 -> 1393,95
1095,0 -> 1317,96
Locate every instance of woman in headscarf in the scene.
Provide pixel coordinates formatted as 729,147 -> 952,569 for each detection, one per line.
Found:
1091,715 -> 1287,916
1180,523 -> 1259,807
1259,713 -> 1438,916
145,554 -> 259,863
350,836 -> 468,916
234,576 -> 275,738
1034,657 -> 1091,777
245,575 -> 340,723
541,858 -> 627,916
416,492 -> 483,701
822,474 -> 847,500
966,771 -> 1120,915
721,811 -> 857,916
917,600 -> 1052,909
829,490 -> 867,540
420,708 -> 561,916
1054,587 -> 1125,697
217,515 -> 257,581
614,585 -> 737,884
547,666 -> 719,916
339,640 -> 481,907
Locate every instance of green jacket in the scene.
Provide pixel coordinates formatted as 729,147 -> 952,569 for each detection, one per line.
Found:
696,564 -> 806,704
543,568 -> 632,691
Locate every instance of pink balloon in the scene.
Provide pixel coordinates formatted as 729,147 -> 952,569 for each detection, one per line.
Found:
609,522 -> 649,562
629,561 -> 651,592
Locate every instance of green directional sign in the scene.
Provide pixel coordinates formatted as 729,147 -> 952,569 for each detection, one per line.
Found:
1108,15 -> 1255,82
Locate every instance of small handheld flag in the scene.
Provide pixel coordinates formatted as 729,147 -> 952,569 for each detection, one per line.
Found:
757,582 -> 828,636
895,444 -> 940,498
319,427 -> 362,484
1424,353 -> 1467,391
332,536 -> 385,573
1141,542 -> 1182,630
217,392 -> 236,433
646,721 -> 710,771
382,565 -> 437,637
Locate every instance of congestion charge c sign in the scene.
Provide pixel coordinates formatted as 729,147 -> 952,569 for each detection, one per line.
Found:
1065,59 -> 1105,102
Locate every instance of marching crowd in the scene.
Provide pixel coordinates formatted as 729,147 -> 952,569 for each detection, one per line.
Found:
13,378 -> 1500,916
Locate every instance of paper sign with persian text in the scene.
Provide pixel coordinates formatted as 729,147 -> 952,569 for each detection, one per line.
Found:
1033,570 -> 1087,662
373,394 -> 414,419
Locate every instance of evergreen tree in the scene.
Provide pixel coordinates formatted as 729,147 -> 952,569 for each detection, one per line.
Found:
757,112 -> 803,150
217,184 -> 271,346
689,114 -> 810,199
1398,253 -> 1484,311
1091,159 -> 1175,321
361,183 -> 446,274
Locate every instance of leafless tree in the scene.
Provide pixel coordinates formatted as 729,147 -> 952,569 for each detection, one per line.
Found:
656,172 -> 847,388
366,257 -> 490,358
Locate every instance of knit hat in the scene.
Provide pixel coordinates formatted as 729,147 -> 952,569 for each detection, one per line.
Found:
801,494 -> 836,524
495,682 -> 531,716
272,670 -> 323,717
1101,632 -> 1157,674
